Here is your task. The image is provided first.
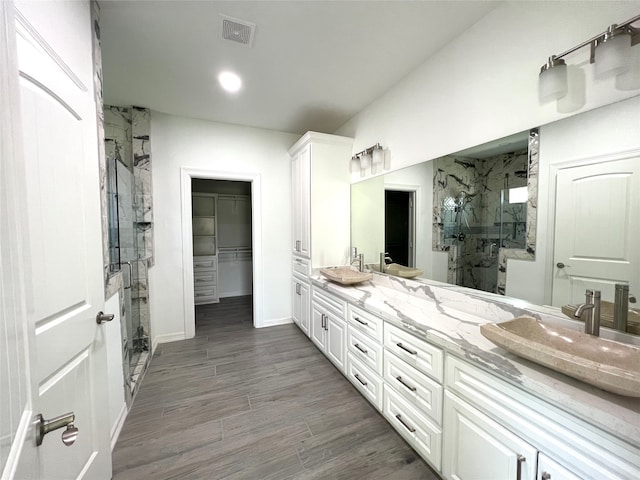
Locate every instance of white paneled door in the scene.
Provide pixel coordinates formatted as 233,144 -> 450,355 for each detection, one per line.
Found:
552,156 -> 640,306
2,1 -> 111,479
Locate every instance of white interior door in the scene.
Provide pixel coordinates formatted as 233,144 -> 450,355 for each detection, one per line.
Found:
552,156 -> 640,306
3,1 -> 112,478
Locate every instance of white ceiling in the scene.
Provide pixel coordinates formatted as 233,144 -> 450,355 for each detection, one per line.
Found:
100,1 -> 500,134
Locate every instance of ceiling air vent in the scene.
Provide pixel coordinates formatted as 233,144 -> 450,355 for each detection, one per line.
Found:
220,14 -> 256,47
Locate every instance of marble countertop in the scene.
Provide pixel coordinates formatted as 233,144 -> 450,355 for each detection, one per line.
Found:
310,273 -> 640,448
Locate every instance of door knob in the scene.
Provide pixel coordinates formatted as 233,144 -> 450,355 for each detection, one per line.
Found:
35,412 -> 78,446
556,262 -> 570,269
96,311 -> 115,324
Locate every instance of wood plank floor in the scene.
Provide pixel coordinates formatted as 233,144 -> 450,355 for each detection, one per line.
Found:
112,296 -> 441,480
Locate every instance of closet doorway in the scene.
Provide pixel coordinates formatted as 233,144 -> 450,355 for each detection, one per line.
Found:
180,168 -> 263,339
191,179 -> 253,325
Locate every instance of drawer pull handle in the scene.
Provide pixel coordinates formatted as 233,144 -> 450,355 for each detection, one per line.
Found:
354,373 -> 367,386
296,283 -> 301,295
516,455 -> 526,480
395,376 -> 417,392
395,414 -> 416,433
396,343 -> 417,355
354,316 -> 368,326
354,343 -> 368,354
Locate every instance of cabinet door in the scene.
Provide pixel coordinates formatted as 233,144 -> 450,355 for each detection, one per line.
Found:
291,152 -> 301,254
443,391 -> 537,480
299,282 -> 310,336
310,303 -> 327,350
537,454 -> 581,480
325,314 -> 347,373
292,145 -> 311,258
292,278 -> 301,327
292,279 -> 310,337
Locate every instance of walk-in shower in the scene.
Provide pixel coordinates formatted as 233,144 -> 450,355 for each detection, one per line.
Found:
105,106 -> 151,401
436,148 -> 528,294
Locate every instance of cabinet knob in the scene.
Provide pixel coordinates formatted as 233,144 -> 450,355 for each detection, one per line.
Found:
541,473 -> 551,480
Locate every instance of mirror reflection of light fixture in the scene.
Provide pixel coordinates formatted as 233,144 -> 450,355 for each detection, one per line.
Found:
351,143 -> 389,176
371,144 -> 384,174
350,155 -> 360,173
539,14 -> 640,105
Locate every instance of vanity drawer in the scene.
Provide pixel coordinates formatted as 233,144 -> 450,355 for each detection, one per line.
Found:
194,271 -> 217,286
194,285 -> 217,304
194,255 -> 217,271
384,351 -> 443,425
383,384 -> 442,472
384,323 -> 443,383
312,288 -> 345,319
347,352 -> 383,411
347,304 -> 384,343
347,327 -> 383,376
292,256 -> 310,277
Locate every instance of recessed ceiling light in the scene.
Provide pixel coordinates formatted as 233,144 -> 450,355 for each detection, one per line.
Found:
218,71 -> 242,93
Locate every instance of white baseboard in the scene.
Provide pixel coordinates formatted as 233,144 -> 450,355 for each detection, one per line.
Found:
154,332 -> 187,345
259,316 -> 293,328
219,290 -> 252,298
110,402 -> 128,451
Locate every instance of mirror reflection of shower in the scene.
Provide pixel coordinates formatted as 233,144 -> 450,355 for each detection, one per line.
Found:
435,144 -> 528,294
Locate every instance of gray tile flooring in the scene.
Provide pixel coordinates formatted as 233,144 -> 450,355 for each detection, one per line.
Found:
112,296 -> 441,479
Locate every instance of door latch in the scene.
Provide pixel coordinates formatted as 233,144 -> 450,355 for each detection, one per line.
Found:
35,412 -> 78,446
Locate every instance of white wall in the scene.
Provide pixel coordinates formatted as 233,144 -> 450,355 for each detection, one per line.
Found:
336,1 -> 640,303
507,96 -> 640,305
336,2 -> 640,169
149,112 -> 299,342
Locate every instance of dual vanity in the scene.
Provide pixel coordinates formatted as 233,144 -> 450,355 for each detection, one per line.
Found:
288,130 -> 639,479
294,268 -> 640,480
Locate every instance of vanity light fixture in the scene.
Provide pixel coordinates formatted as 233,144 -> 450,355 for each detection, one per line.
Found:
539,13 -> 640,103
351,143 -> 389,175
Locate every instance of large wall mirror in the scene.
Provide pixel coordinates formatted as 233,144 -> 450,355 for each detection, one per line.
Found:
351,98 -> 640,335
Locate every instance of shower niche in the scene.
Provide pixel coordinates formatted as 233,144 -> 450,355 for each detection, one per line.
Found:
434,148 -> 528,294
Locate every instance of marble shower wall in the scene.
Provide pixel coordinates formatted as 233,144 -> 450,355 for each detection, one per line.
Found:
433,138 -> 533,294
103,104 -> 154,348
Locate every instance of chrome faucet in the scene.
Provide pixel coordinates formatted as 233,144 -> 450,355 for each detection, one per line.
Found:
613,283 -> 637,333
380,252 -> 392,273
350,247 -> 365,272
574,289 -> 601,336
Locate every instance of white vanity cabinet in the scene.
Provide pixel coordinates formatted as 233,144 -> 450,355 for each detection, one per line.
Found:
382,321 -> 444,472
311,288 -> 347,373
443,390 -> 537,480
289,132 -> 353,269
292,277 -> 310,336
537,454 -> 582,480
443,355 -> 640,480
346,305 -> 385,411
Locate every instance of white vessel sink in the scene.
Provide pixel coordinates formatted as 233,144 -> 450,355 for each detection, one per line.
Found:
480,316 -> 640,397
320,266 -> 373,285
385,263 -> 423,279
371,263 -> 423,279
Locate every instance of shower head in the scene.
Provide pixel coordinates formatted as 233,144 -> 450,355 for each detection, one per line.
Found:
457,191 -> 477,205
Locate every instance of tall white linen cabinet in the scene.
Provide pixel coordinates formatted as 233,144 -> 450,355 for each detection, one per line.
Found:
290,132 -> 353,335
